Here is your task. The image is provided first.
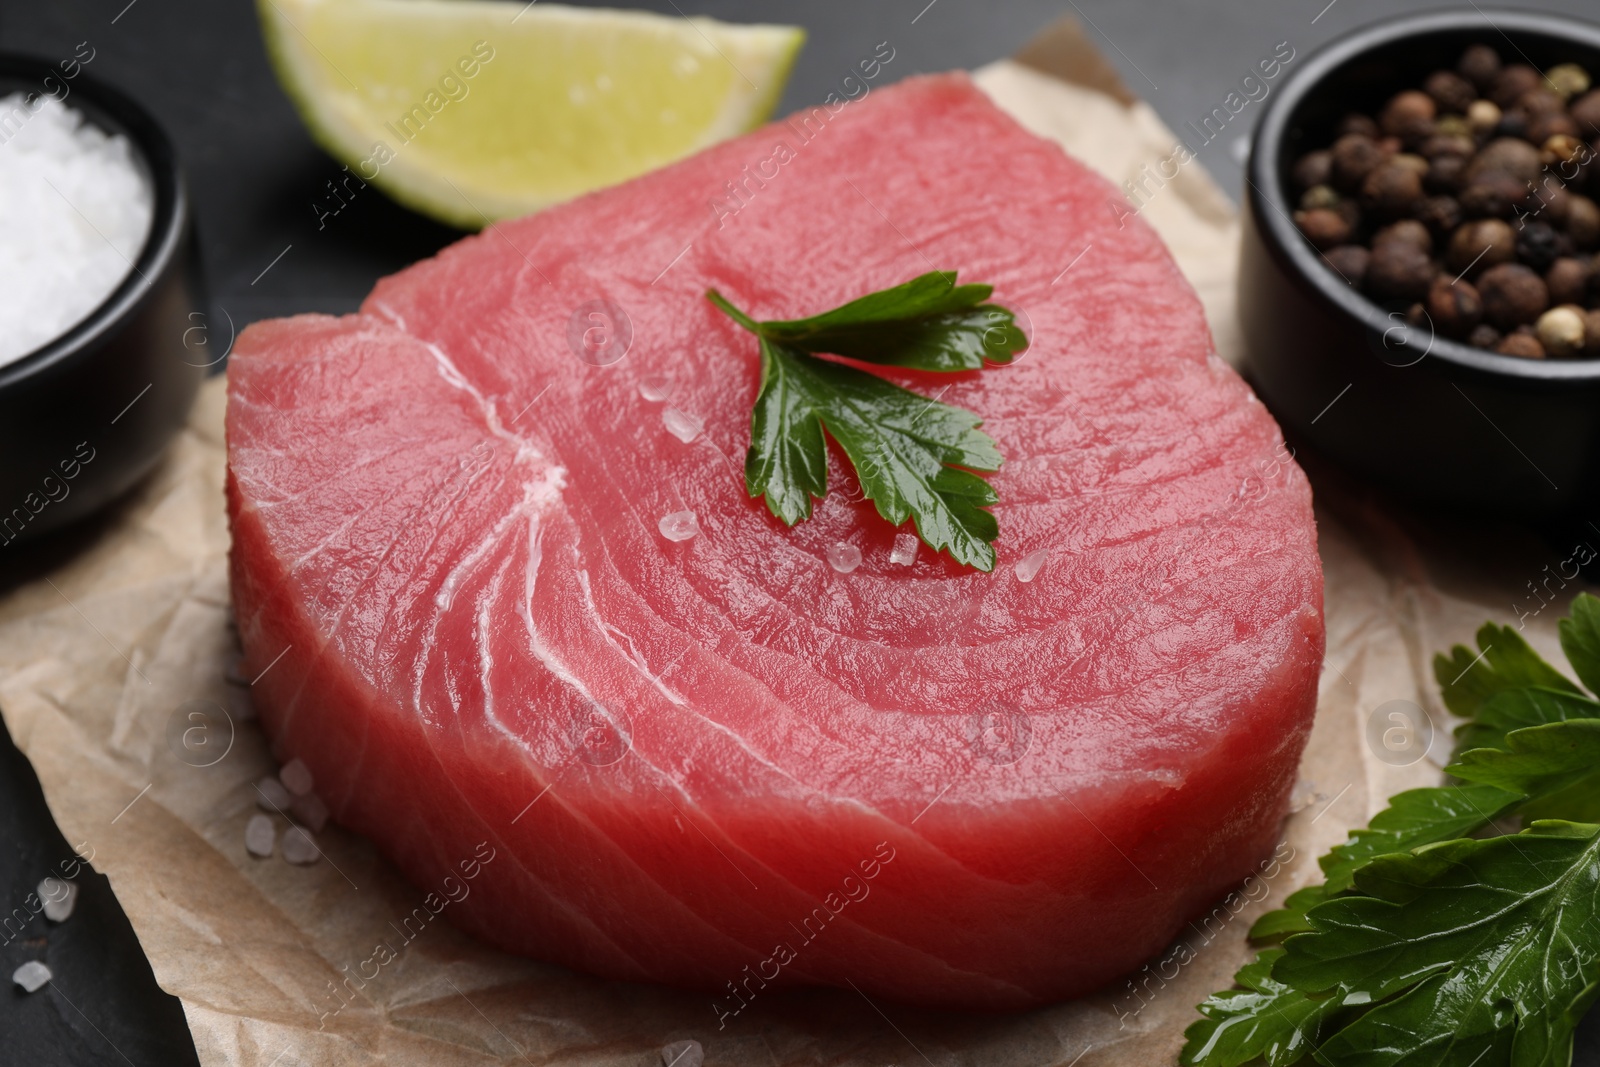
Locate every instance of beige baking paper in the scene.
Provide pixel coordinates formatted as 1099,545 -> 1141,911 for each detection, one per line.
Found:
0,18 -> 1588,1067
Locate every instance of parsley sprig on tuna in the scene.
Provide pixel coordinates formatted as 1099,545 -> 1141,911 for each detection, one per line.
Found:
706,271 -> 1027,572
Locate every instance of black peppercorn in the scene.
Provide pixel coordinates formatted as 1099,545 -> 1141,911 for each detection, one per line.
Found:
1330,134 -> 1386,192
1460,173 -> 1532,218
1420,134 -> 1475,160
1528,110 -> 1579,144
1380,90 -> 1437,142
1323,244 -> 1370,288
1547,257 -> 1591,305
1566,195 -> 1600,247
1468,323 -> 1503,348
1293,150 -> 1333,191
1585,309 -> 1600,356
1374,219 -> 1432,252
1366,241 -> 1435,301
1426,275 -> 1483,336
1466,138 -> 1543,184
1491,64 -> 1543,107
1294,208 -> 1351,249
1571,90 -> 1600,134
1362,161 -> 1424,216
1496,331 -> 1547,358
1446,218 -> 1516,274
1516,221 -> 1566,272
1458,44 -> 1502,91
1424,70 -> 1478,115
1336,113 -> 1380,139
1479,262 -> 1551,328
1418,195 -> 1463,236
1493,111 -> 1531,141
1425,154 -> 1468,194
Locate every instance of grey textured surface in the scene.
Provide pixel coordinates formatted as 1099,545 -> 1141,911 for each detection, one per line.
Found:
4,0 -> 1599,319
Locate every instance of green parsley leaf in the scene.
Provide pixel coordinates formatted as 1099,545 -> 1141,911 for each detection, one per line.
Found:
710,273 -> 1022,570
742,336 -> 1001,570
1185,597 -> 1600,1067
1248,885 -> 1332,942
1318,782 -> 1524,893
1278,821 -> 1600,1066
1432,622 -> 1583,722
1459,686 -> 1600,754
756,271 -> 1028,371
1180,948 -> 1342,1067
1560,592 -> 1600,697
1450,719 -> 1600,822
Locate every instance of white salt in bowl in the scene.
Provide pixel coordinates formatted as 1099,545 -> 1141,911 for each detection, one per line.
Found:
0,54 -> 205,549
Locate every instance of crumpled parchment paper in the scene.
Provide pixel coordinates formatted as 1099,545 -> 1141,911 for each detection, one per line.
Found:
0,18 -> 1588,1067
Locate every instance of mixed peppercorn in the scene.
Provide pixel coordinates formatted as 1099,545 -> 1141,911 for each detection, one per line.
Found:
1292,44 -> 1600,359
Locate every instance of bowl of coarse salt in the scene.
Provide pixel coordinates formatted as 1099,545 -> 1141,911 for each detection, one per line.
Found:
0,53 -> 205,550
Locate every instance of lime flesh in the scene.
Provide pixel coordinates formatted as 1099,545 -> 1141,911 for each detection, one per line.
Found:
258,0 -> 805,227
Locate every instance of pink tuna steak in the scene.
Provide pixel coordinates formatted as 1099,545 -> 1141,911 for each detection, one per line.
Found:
227,73 -> 1323,1010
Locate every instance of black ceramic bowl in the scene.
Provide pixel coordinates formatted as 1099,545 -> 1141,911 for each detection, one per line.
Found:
0,54 -> 206,549
1241,9 -> 1600,517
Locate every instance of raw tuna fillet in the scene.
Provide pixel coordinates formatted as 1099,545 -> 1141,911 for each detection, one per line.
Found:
227,73 -> 1323,1010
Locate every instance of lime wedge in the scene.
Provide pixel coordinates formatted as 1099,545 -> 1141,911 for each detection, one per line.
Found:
257,0 -> 804,227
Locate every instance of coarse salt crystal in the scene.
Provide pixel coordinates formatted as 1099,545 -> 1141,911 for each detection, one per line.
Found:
659,510 -> 698,542
245,813 -> 276,858
256,775 -> 292,812
0,93 -> 153,367
12,961 -> 51,993
38,877 -> 76,922
279,757 -> 314,796
638,375 -> 673,402
662,407 -> 703,443
291,792 -> 330,834
889,532 -> 918,566
826,543 -> 862,574
282,827 -> 320,866
1014,549 -> 1049,583
661,1039 -> 704,1067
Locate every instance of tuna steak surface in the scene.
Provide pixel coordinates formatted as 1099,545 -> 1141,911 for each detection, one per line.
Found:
227,73 -> 1323,1011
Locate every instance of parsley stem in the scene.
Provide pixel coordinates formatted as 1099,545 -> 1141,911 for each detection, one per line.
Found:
705,289 -> 761,334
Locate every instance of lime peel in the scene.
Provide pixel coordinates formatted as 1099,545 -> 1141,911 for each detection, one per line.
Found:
258,0 -> 804,228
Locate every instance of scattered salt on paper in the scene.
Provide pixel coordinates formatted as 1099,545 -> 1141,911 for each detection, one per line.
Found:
255,775 -> 292,812
662,1039 -> 704,1067
0,93 -> 153,367
659,510 -> 698,543
826,543 -> 862,574
279,757 -> 314,797
245,814 -> 276,858
890,533 -> 918,566
38,877 -> 76,922
662,407 -> 703,443
282,827 -> 320,866
1014,549 -> 1049,583
13,961 -> 51,993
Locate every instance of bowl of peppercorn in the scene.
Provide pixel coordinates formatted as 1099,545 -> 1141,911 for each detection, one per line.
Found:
1240,8 -> 1600,516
